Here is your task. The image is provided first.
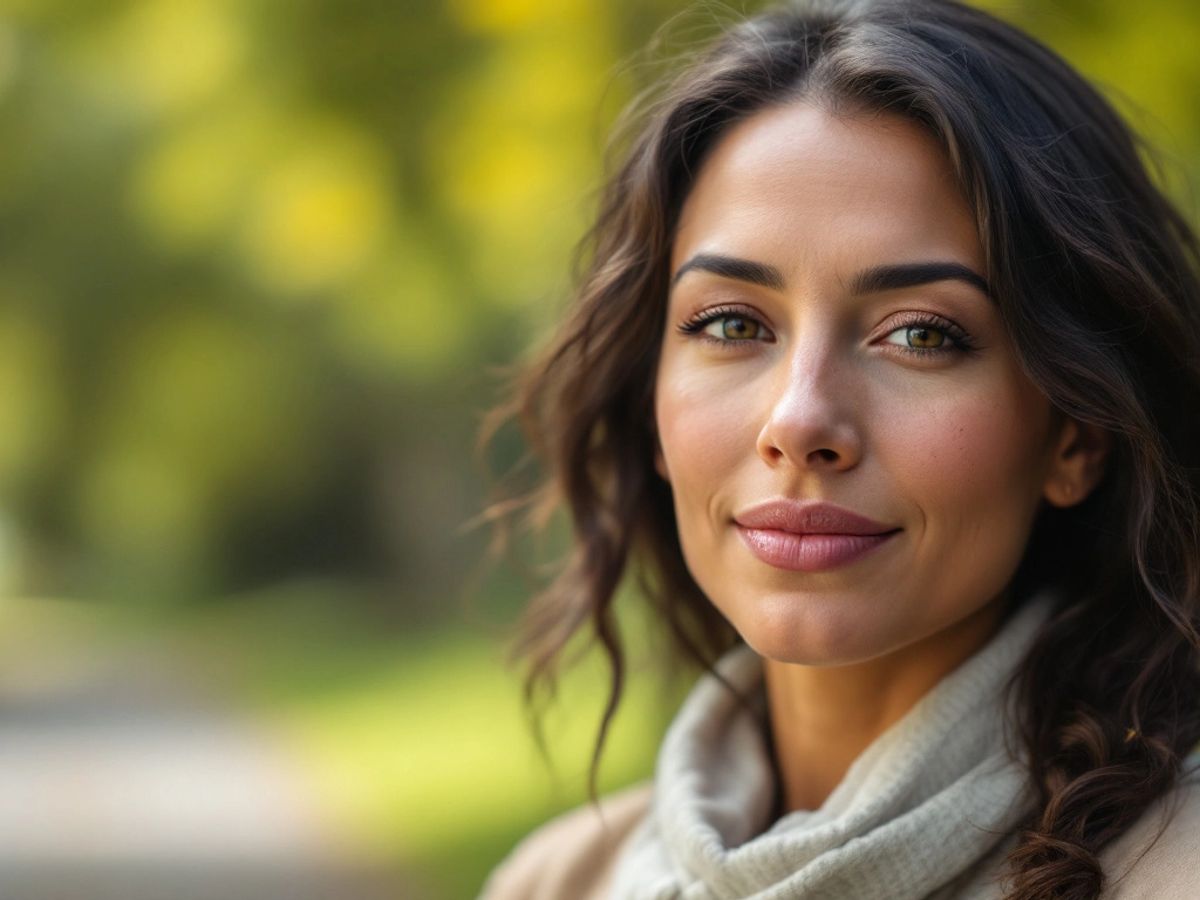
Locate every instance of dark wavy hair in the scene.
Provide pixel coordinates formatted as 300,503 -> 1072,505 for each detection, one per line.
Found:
474,1 -> 1200,896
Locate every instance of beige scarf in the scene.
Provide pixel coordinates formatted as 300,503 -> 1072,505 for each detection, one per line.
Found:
608,588 -> 1058,899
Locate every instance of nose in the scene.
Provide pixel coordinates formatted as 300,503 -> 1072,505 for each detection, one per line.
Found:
755,340 -> 863,472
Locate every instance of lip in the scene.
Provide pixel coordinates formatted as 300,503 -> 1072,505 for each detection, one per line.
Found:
734,500 -> 898,535
733,500 -> 901,572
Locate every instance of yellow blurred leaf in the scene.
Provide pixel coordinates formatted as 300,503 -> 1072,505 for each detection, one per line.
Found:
62,0 -> 245,117
429,31 -> 618,308
449,0 -> 596,34
239,122 -> 393,296
128,94 -> 284,251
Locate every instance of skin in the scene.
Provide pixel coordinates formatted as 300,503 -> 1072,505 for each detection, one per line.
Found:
652,101 -> 1110,814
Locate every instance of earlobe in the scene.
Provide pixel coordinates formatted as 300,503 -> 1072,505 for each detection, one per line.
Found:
1042,416 -> 1111,508
654,441 -> 670,482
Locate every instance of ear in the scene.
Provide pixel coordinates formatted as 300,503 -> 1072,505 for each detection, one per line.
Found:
1041,414 -> 1111,508
653,433 -> 670,482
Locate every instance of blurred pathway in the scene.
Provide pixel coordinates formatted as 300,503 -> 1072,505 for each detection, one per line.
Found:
0,615 -> 418,900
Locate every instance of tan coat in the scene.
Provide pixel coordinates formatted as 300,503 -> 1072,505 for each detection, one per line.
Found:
480,773 -> 1200,899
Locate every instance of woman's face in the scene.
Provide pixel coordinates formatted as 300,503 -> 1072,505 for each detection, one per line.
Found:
653,102 -> 1069,665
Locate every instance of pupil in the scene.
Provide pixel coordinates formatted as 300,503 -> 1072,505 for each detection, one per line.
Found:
724,318 -> 754,339
910,326 -> 942,348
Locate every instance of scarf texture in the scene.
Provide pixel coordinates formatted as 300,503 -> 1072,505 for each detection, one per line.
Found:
608,588 -> 1059,900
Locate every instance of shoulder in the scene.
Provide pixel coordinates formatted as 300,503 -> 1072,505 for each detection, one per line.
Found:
1100,755 -> 1200,898
478,780 -> 653,900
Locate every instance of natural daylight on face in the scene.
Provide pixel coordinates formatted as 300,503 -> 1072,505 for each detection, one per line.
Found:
652,101 -> 1066,668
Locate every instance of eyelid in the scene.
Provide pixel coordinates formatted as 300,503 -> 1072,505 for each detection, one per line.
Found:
879,310 -> 977,351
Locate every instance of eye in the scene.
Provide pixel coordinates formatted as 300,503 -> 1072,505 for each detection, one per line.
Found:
676,306 -> 773,347
705,315 -> 762,341
881,315 -> 976,357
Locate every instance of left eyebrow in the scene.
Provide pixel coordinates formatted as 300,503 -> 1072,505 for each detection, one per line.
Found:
850,261 -> 992,301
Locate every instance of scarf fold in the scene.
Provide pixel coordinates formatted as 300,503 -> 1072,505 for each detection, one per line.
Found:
609,588 -> 1058,900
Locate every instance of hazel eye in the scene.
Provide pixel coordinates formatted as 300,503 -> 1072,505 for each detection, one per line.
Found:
878,315 -> 976,357
705,315 -> 763,341
677,306 -> 774,350
885,324 -> 947,350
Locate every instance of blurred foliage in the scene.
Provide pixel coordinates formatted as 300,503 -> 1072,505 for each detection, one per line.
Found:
0,0 -> 680,603
0,0 -> 1198,897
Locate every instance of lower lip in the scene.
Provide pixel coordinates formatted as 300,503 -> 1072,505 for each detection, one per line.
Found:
735,526 -> 900,572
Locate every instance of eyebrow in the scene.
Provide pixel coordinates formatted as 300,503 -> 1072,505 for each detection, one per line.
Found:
670,253 -> 992,300
671,254 -> 786,291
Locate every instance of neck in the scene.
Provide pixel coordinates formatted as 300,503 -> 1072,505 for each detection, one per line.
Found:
762,596 -> 1010,814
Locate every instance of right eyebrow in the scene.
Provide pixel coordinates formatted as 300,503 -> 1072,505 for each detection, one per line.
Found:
670,253 -> 786,292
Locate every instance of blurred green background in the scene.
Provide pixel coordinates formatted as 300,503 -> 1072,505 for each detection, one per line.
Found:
0,0 -> 1197,898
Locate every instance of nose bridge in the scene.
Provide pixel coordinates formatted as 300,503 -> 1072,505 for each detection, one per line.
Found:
758,315 -> 861,467
773,312 -> 846,412
787,320 -> 840,396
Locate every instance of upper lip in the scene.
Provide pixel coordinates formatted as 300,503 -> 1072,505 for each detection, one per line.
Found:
734,500 -> 900,536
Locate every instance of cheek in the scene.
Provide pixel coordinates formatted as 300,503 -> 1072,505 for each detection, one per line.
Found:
918,389 -> 1046,489
654,362 -> 759,490
887,374 -> 1051,554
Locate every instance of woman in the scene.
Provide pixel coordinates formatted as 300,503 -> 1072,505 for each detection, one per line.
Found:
476,0 -> 1200,896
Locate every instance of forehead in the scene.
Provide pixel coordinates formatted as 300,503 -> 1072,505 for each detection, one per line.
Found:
671,101 -> 983,283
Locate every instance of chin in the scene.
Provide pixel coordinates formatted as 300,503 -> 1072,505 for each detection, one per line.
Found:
728,595 -> 895,667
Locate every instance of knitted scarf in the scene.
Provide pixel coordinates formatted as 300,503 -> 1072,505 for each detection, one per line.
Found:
608,588 -> 1058,900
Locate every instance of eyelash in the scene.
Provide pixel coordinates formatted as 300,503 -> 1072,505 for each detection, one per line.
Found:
676,305 -> 979,357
